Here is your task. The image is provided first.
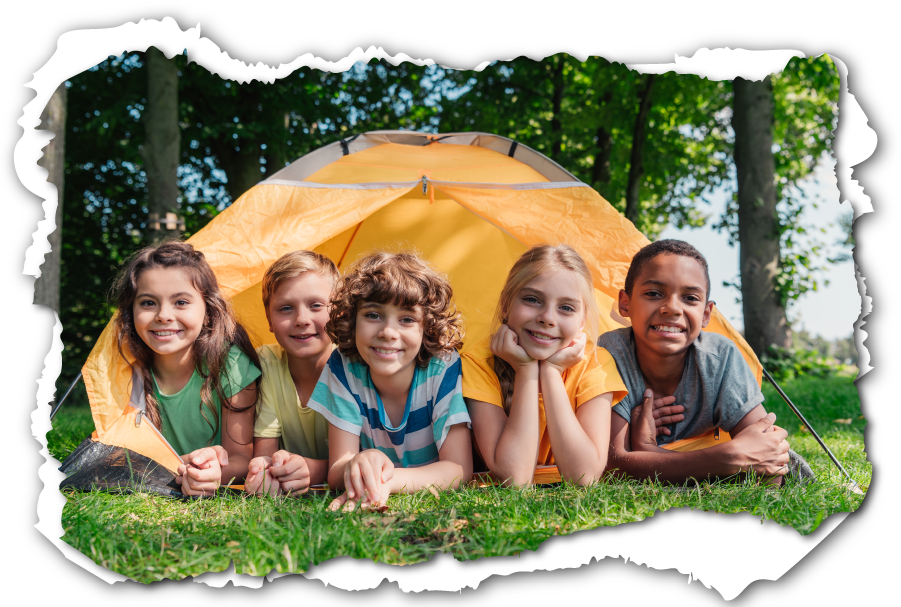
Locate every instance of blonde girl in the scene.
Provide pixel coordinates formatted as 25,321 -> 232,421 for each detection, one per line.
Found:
461,244 -> 627,486
113,241 -> 261,496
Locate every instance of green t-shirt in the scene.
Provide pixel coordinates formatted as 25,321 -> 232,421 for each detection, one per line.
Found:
152,345 -> 261,455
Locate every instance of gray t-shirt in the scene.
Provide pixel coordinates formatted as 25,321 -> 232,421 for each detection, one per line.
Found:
597,328 -> 764,446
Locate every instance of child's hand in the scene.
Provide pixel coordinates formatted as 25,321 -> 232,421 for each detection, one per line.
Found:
328,491 -> 390,513
245,456 -> 280,497
267,450 -> 312,495
490,324 -> 536,369
343,449 -> 395,509
730,413 -> 791,477
543,332 -> 588,373
629,389 -> 664,451
176,446 -> 227,496
630,394 -> 685,436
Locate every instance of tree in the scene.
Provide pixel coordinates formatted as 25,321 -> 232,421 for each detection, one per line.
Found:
34,82 -> 67,312
732,76 -> 791,355
143,48 -> 182,242
723,56 -> 840,355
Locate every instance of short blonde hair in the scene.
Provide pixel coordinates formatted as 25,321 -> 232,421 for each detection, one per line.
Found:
262,250 -> 339,311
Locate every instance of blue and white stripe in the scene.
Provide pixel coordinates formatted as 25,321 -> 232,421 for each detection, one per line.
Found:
308,349 -> 471,468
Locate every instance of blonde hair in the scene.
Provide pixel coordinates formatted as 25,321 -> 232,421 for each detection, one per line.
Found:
262,250 -> 339,312
492,244 -> 600,413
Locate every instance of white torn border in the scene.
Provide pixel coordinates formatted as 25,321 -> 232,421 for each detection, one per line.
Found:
21,18 -> 876,601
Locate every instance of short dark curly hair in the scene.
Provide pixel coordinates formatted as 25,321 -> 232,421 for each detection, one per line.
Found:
624,239 -> 711,300
326,250 -> 464,367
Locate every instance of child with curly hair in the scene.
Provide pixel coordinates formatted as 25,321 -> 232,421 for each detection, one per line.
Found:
307,251 -> 472,510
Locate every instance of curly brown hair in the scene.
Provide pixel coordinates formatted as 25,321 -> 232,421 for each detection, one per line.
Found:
326,250 -> 464,367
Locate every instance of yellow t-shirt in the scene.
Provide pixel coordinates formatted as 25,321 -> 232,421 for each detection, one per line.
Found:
461,336 -> 628,465
254,343 -> 330,460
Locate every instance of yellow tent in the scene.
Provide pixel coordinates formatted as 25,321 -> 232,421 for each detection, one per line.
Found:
72,131 -> 761,485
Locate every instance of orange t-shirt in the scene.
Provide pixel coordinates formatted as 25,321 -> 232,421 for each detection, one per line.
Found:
461,336 -> 628,465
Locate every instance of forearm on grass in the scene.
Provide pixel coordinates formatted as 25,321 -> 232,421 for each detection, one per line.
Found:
606,416 -> 742,484
541,365 -> 611,485
489,364 -> 541,486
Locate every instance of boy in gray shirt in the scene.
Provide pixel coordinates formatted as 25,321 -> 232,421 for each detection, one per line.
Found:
599,240 -> 811,485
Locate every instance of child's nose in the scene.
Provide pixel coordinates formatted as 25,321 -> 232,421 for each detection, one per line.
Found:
536,307 -> 555,325
156,304 -> 173,321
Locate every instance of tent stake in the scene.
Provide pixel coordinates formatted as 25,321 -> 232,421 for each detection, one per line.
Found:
762,366 -> 861,492
50,372 -> 82,420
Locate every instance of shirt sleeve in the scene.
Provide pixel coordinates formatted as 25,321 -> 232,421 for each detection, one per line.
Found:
714,343 -> 766,432
253,386 -> 282,438
222,345 -> 262,399
306,350 -> 364,436
460,348 -> 504,408
573,346 -> 629,408
430,353 -> 472,451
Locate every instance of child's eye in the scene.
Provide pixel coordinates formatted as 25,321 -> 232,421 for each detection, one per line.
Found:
644,290 -> 662,299
175,299 -> 190,307
310,303 -> 325,310
559,304 -> 576,313
400,316 -> 418,325
364,312 -> 381,320
139,300 -> 155,308
279,305 -> 293,313
523,295 -> 540,305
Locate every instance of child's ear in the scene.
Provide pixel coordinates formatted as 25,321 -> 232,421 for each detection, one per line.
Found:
265,308 -> 273,333
617,289 -> 631,318
701,300 -> 714,328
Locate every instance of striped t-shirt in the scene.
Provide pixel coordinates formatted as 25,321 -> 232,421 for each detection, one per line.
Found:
307,349 -> 471,468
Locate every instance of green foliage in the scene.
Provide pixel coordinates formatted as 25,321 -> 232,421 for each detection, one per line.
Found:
761,345 -> 849,382
438,57 -> 733,237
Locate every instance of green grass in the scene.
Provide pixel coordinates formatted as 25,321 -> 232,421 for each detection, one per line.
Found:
49,374 -> 870,583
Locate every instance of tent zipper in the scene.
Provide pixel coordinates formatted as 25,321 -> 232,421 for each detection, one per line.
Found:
421,175 -> 428,194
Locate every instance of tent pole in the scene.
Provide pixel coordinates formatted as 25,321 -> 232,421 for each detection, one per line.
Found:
50,372 -> 82,420
761,366 -> 861,491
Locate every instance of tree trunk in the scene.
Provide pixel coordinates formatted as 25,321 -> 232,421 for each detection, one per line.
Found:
143,48 -> 182,243
549,57 -> 565,160
592,125 -> 613,184
33,83 -> 67,312
624,75 -> 656,226
732,76 -> 792,356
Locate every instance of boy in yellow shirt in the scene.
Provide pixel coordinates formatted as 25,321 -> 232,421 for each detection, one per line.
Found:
245,251 -> 338,495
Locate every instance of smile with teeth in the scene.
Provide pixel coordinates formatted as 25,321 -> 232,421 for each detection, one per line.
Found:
653,325 -> 685,334
290,333 -> 317,340
151,330 -> 181,337
371,347 -> 401,356
526,329 -> 558,343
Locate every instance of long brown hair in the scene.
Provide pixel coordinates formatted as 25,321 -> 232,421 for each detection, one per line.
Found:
491,244 -> 600,413
112,240 -> 260,442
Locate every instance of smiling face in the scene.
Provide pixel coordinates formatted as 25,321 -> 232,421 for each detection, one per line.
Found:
267,272 -> 333,361
354,301 -> 424,385
504,268 -> 586,361
132,267 -> 207,364
618,253 -> 714,359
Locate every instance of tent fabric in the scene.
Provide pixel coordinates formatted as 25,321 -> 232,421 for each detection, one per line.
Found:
78,130 -> 763,486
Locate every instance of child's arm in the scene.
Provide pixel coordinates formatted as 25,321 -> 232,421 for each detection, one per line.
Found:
385,424 -> 473,493
606,392 -> 791,483
177,385 -> 256,495
467,325 -> 542,486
